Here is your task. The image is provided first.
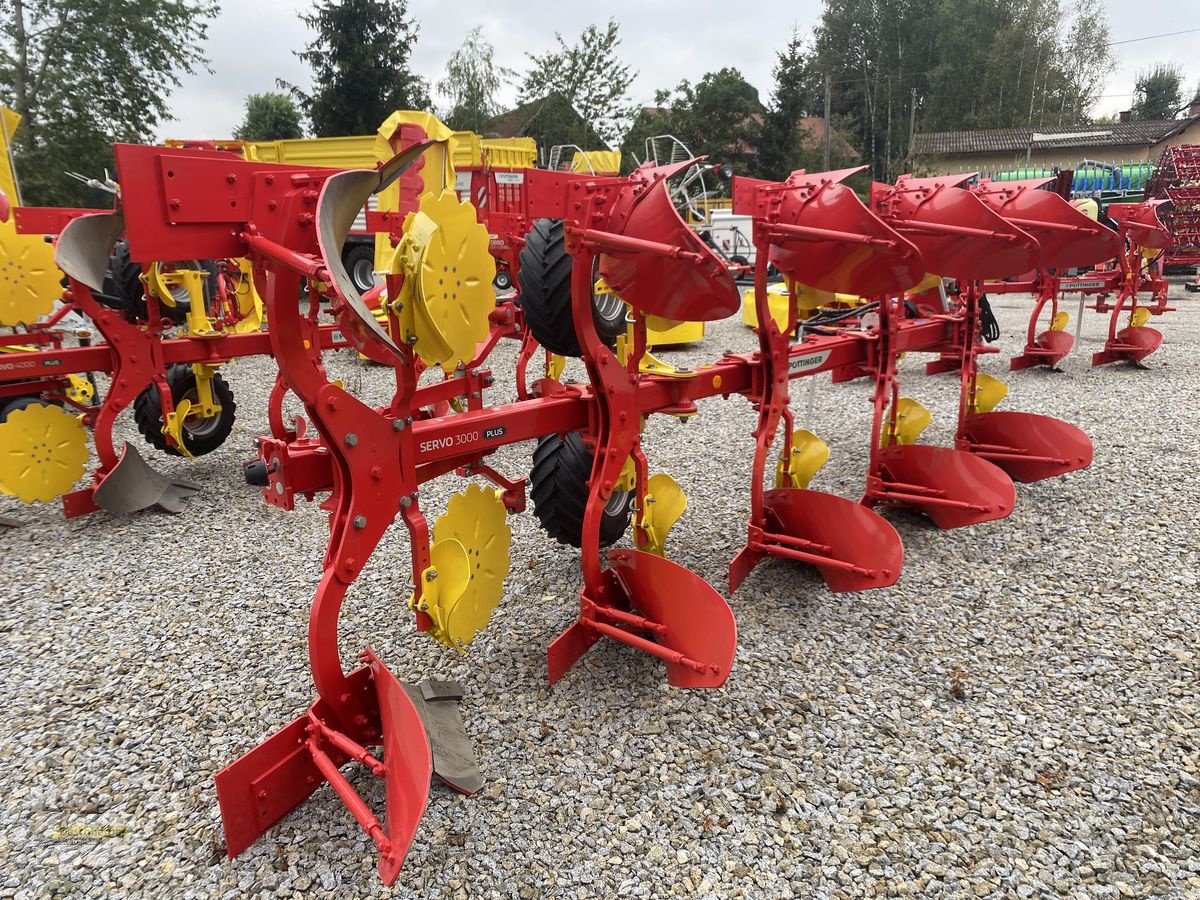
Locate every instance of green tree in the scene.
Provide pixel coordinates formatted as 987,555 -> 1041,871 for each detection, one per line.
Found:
639,69 -> 766,179
437,27 -> 508,133
234,92 -> 304,141
0,0 -> 219,207
286,0 -> 430,137
811,0 -> 1115,179
1131,63 -> 1184,120
520,19 -> 637,147
759,30 -> 825,180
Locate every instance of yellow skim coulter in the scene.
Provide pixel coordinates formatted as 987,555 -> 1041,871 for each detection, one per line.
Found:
775,429 -> 831,490
1130,307 -> 1152,328
388,189 -> 496,371
635,472 -> 687,557
879,397 -> 932,448
971,373 -> 1008,414
411,483 -> 513,650
147,258 -> 263,335
0,106 -> 64,326
0,404 -> 89,503
1050,310 -> 1070,331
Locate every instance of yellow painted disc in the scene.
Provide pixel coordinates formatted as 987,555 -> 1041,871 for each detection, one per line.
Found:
0,403 -> 89,502
409,190 -> 496,371
0,221 -> 60,326
428,483 -> 512,648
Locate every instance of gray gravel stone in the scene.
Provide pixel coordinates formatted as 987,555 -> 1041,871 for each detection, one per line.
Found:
0,284 -> 1197,898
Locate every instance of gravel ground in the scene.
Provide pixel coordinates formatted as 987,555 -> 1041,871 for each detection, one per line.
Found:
1,285 -> 1197,900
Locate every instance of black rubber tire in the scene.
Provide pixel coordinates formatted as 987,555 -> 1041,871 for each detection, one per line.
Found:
730,254 -> 751,267
530,431 -> 632,548
493,269 -> 513,291
343,243 -> 377,294
0,395 -> 45,423
105,240 -> 146,316
133,364 -> 236,457
517,218 -> 626,357
109,242 -> 213,324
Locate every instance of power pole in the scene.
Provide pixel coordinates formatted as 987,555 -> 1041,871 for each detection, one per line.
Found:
907,87 -> 917,166
823,73 -> 832,170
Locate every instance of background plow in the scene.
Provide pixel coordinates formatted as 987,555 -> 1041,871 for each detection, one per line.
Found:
973,179 -> 1175,371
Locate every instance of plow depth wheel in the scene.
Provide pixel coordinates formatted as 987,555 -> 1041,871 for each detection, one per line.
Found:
133,364 -> 236,457
531,432 -> 632,548
517,219 -> 626,356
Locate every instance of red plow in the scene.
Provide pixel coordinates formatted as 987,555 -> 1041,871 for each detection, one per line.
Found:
33,130 -> 1104,883
969,176 -> 1174,370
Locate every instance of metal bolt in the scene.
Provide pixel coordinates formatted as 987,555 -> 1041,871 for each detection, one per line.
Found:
399,496 -> 412,508
426,570 -> 439,581
353,515 -> 367,529
392,418 -> 406,431
344,433 -> 358,447
406,333 -> 418,344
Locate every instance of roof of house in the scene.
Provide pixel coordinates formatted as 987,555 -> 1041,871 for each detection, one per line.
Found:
484,94 -> 606,148
632,109 -> 859,159
912,118 -> 1200,156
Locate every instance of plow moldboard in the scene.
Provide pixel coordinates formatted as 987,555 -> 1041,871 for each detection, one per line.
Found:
961,411 -> 1093,483
762,488 -> 904,593
606,549 -> 737,689
873,444 -> 1015,529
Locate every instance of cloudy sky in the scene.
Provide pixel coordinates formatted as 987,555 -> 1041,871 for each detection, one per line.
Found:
157,0 -> 1199,142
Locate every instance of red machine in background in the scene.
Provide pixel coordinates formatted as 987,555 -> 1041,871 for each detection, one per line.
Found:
1148,143 -> 1200,273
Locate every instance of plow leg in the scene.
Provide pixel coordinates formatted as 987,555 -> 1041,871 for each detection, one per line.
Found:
548,246 -> 736,687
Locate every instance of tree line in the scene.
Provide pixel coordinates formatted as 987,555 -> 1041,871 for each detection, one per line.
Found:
0,0 -> 1183,207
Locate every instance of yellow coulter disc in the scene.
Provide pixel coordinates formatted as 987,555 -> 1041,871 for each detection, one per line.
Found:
0,221 -> 60,326
397,189 -> 496,372
775,429 -> 830,490
636,473 -> 687,557
0,404 -> 89,502
425,483 -> 512,649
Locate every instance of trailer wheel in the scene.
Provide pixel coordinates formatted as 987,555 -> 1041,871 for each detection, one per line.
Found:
343,244 -> 377,294
133,364 -> 236,457
0,395 -> 45,422
493,269 -> 513,292
517,218 -> 626,356
530,431 -> 632,548
109,242 -> 216,324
